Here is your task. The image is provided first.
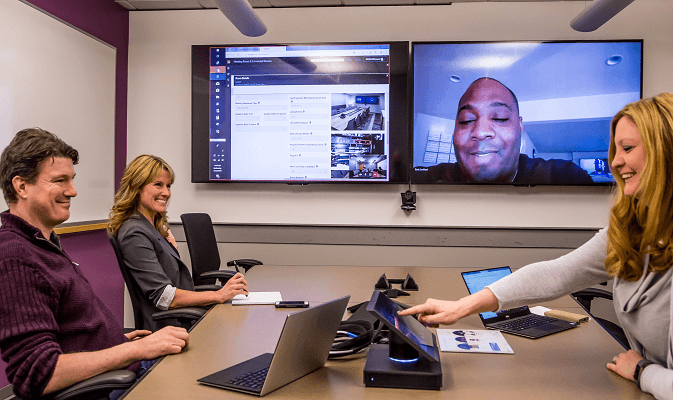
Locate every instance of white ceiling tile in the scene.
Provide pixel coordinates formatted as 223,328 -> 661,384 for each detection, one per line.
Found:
196,0 -> 218,7
122,0 -> 585,10
114,1 -> 138,10
343,0 -> 414,5
413,0 -> 453,4
249,0 -> 273,7
127,0 -> 205,10
268,0 -> 342,6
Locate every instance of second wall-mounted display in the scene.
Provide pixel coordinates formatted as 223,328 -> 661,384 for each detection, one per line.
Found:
411,40 -> 643,186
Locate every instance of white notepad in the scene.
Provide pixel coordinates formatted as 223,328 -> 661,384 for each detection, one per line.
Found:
231,291 -> 283,305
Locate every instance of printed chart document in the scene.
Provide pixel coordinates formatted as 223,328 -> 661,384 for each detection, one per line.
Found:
232,292 -> 282,305
437,329 -> 514,354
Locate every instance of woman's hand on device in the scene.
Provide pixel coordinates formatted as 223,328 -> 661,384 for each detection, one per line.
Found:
398,288 -> 499,326
397,299 -> 462,326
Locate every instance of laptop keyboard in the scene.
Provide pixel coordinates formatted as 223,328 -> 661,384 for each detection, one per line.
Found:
493,314 -> 556,331
229,366 -> 269,389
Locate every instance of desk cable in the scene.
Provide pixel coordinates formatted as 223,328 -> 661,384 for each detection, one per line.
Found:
329,320 -> 378,358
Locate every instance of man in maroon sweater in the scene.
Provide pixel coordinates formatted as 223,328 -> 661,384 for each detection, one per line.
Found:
0,128 -> 189,399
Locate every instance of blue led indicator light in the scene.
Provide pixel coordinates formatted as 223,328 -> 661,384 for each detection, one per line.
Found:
389,357 -> 419,363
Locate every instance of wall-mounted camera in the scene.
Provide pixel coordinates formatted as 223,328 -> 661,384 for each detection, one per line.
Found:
401,190 -> 416,211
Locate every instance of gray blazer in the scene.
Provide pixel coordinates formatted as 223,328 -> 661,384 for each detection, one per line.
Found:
117,212 -> 194,331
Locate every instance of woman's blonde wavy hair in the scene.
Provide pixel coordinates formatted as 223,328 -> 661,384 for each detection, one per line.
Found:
107,155 -> 175,238
606,93 -> 673,281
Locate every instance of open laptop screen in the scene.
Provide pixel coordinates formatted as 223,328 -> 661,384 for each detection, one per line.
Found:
461,267 -> 513,319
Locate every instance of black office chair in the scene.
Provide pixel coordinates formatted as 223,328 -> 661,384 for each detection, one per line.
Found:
180,213 -> 262,289
1,370 -> 136,400
571,287 -> 630,350
109,235 -> 206,331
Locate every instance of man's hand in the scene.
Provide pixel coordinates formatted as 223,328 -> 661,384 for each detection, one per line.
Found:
217,272 -> 249,302
134,326 -> 189,360
124,329 -> 152,341
43,326 -> 189,395
607,349 -> 643,381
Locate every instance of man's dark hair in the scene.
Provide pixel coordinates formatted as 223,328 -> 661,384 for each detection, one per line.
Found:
0,127 -> 79,204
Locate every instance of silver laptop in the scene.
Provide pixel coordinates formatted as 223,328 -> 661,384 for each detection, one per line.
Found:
197,295 -> 349,396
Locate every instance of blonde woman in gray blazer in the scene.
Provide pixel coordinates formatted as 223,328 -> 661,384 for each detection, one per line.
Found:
108,155 -> 248,332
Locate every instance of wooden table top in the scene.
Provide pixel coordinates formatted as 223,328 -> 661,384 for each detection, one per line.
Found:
122,265 -> 652,400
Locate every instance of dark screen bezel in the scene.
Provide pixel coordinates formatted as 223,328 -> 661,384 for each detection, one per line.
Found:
410,39 -> 644,187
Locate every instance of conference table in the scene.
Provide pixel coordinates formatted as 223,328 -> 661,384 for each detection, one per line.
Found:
122,266 -> 653,399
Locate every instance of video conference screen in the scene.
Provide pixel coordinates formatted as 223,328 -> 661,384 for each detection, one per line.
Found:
411,40 -> 643,185
191,42 -> 409,183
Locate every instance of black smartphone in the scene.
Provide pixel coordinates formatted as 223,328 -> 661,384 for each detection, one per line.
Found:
275,301 -> 309,308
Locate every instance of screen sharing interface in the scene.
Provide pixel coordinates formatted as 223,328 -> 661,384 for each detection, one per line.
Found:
209,44 -> 391,181
463,268 -> 511,319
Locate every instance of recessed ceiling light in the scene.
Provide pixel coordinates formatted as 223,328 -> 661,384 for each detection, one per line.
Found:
455,43 -> 540,70
606,55 -> 623,66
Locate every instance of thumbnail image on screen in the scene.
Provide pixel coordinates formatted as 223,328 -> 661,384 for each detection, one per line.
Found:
411,40 -> 642,186
193,43 -> 408,183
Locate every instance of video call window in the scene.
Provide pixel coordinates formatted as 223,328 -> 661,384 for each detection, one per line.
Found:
412,40 -> 643,185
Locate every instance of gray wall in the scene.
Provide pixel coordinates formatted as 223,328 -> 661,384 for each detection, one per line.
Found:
172,223 -> 597,268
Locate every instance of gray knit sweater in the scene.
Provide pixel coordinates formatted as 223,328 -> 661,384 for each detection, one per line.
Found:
488,228 -> 673,399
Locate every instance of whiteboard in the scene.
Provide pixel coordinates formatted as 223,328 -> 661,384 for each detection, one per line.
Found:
0,0 -> 116,223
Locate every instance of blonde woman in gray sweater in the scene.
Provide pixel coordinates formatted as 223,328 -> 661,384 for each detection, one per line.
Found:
400,93 -> 673,400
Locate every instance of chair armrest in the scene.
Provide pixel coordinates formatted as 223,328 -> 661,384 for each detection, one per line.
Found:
195,284 -> 222,292
151,307 -> 206,321
572,288 -> 629,350
226,259 -> 263,273
0,384 -> 17,400
199,270 -> 236,281
571,287 -> 613,300
571,288 -> 613,312
52,370 -> 136,400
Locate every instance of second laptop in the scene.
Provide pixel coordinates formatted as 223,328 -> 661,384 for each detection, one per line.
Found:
461,266 -> 577,339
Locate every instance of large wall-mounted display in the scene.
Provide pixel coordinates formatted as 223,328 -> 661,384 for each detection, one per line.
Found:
192,42 -> 409,183
411,40 -> 643,186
